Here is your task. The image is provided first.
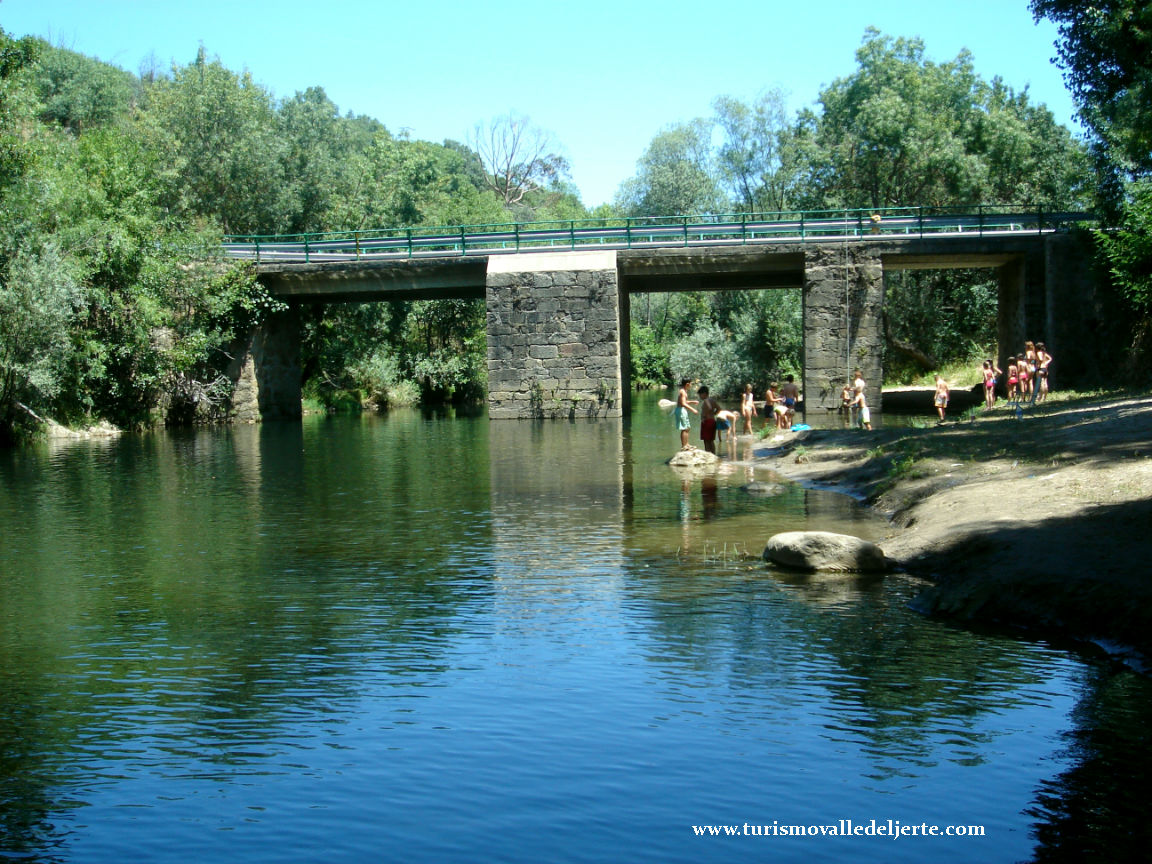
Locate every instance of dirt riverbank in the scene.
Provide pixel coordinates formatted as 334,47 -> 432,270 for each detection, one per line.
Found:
755,391 -> 1152,667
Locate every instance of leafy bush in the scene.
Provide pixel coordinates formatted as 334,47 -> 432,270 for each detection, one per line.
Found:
669,320 -> 743,397
630,324 -> 671,387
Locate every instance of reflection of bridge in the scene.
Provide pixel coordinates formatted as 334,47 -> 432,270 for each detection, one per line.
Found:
221,208 -> 1095,423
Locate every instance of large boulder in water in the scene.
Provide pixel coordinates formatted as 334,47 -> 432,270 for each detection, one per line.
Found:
763,531 -> 888,574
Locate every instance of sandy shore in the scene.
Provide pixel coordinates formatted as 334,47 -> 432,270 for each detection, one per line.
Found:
754,392 -> 1152,668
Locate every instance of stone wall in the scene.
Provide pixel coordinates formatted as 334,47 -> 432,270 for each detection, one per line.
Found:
802,245 -> 885,417
486,251 -> 623,420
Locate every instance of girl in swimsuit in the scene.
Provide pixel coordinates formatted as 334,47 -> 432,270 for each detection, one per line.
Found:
934,375 -> 950,423
982,360 -> 996,410
1007,359 -> 1019,402
740,383 -> 756,435
1017,354 -> 1031,400
1036,343 -> 1052,401
1025,341 -> 1038,398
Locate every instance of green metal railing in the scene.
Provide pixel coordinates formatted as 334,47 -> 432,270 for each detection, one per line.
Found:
223,205 -> 1093,264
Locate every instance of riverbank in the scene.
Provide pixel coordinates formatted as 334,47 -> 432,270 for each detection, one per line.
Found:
754,389 -> 1152,667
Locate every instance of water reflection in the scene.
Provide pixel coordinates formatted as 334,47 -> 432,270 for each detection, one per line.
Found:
2,404 -> 1152,862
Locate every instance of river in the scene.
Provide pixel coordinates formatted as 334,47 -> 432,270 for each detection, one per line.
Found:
2,394 -> 1150,862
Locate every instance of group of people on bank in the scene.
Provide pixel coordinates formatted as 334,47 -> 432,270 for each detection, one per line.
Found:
673,338 -> 1053,447
982,341 -> 1053,409
673,374 -> 805,453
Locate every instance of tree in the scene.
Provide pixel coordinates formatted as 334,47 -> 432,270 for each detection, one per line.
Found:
0,27 -> 38,193
468,112 -> 570,210
1031,0 -> 1152,184
0,245 -> 81,434
143,46 -> 285,234
713,90 -> 807,213
34,43 -> 137,133
809,31 -> 989,209
274,86 -> 350,234
615,119 -> 725,217
1032,1 -> 1152,376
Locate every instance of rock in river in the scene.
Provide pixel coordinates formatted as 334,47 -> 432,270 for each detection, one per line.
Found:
667,447 -> 720,468
741,481 -> 786,496
763,531 -> 888,575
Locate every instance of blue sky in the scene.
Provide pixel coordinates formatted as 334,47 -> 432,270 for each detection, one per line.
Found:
2,0 -> 1078,208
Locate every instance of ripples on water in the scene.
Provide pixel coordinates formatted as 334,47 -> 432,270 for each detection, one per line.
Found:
2,401 -> 1152,863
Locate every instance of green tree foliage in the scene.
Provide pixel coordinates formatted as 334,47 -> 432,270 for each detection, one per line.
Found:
34,43 -> 137,133
1098,179 -> 1152,315
713,89 -> 808,213
616,120 -> 725,217
143,46 -> 286,234
808,29 -> 1087,209
631,289 -> 801,397
808,30 -> 1087,369
1032,0 -> 1152,376
882,270 -> 998,382
0,20 -> 1106,437
0,28 -> 38,193
0,245 -> 82,434
1031,0 -> 1152,185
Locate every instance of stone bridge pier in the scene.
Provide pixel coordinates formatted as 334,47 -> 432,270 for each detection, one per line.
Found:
802,244 -> 886,415
485,251 -> 624,420
227,305 -> 303,423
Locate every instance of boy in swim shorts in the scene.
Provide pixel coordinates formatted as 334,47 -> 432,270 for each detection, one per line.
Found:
675,378 -> 698,450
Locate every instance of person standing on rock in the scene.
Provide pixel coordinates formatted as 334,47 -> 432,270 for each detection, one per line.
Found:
675,378 -> 698,451
697,385 -> 721,454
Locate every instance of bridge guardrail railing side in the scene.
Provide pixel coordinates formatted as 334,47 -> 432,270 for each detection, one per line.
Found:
221,207 -> 1095,263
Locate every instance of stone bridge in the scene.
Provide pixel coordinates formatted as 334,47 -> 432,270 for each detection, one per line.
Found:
230,232 -> 1092,422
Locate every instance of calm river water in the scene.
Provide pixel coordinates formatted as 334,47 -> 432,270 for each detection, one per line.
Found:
3,395 -> 1152,863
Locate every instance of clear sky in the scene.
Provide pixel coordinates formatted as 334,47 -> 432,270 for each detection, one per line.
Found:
1,0 -> 1078,208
